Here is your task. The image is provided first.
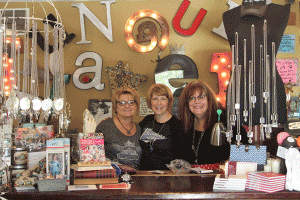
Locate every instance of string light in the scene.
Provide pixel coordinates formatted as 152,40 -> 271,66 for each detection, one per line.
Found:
125,9 -> 169,53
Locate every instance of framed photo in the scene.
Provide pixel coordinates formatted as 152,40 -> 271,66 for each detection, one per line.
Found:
46,152 -> 64,178
88,99 -> 112,125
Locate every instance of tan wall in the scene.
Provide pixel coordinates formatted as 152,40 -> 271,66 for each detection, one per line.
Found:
1,0 -> 297,132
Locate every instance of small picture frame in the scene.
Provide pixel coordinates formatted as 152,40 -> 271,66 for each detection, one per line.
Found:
47,152 -> 64,178
88,99 -> 112,125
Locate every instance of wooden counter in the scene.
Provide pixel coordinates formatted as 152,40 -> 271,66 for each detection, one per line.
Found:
2,171 -> 300,200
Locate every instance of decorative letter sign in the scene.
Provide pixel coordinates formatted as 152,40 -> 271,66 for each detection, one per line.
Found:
210,52 -> 232,107
125,9 -> 169,53
173,0 -> 207,36
73,52 -> 105,90
72,0 -> 115,44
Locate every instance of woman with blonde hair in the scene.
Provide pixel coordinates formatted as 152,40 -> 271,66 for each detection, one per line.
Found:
95,87 -> 142,169
139,83 -> 185,170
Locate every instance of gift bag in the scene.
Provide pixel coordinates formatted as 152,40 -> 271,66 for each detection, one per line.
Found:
230,145 -> 267,165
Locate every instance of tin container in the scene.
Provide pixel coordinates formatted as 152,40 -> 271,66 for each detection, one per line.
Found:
11,146 -> 27,165
11,164 -> 27,182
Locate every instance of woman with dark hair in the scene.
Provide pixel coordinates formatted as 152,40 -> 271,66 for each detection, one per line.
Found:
95,87 -> 142,169
139,83 -> 185,170
178,80 -> 238,169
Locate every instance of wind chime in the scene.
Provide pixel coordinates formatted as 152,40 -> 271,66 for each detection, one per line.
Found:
0,1 -> 69,135
226,20 -> 279,146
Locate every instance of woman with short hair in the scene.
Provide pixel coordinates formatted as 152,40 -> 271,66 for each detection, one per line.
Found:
95,87 -> 142,169
139,83 -> 185,170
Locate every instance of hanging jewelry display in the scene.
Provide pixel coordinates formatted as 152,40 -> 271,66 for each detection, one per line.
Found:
226,20 -> 280,145
0,1 -> 67,124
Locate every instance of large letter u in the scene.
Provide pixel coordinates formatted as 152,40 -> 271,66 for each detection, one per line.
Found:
173,0 -> 207,36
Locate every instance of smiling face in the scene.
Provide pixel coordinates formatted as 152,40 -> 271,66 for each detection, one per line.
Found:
188,90 -> 208,120
116,94 -> 137,118
151,94 -> 169,117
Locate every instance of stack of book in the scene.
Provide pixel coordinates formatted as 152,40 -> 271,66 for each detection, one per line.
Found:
213,174 -> 248,191
246,172 -> 286,193
71,161 -> 119,185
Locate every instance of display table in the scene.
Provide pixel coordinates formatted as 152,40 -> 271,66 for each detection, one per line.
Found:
2,171 -> 300,200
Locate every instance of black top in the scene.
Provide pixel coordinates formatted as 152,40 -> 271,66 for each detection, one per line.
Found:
184,125 -> 249,165
139,115 -> 186,170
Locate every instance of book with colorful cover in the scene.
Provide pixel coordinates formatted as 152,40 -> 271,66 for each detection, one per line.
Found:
71,164 -> 113,172
74,168 -> 117,179
73,177 -> 119,185
78,133 -> 106,163
99,183 -> 131,189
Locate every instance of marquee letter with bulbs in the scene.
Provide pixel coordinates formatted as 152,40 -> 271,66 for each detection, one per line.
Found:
210,52 -> 232,107
124,9 -> 169,53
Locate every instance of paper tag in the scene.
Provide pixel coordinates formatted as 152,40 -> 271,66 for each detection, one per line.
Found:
288,121 -> 300,130
276,146 -> 288,159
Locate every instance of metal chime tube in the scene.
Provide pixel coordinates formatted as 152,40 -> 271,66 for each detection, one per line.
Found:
243,39 -> 248,122
272,42 -> 278,125
263,20 -> 268,105
230,44 -> 236,127
251,24 -> 256,108
236,65 -> 241,145
259,45 -> 264,125
248,60 -> 253,143
266,55 -> 271,125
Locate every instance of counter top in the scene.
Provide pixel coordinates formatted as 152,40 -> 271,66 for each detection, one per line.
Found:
2,171 -> 300,200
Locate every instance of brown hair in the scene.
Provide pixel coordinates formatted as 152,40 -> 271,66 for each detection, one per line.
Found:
112,87 -> 140,113
146,83 -> 173,113
178,80 -> 219,133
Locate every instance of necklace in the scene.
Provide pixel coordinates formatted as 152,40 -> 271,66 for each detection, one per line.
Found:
192,128 -> 205,164
117,117 -> 134,135
152,119 -> 166,134
149,119 -> 166,151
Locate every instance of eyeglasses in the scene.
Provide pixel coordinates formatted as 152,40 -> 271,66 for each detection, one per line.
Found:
117,100 -> 136,106
189,95 -> 207,102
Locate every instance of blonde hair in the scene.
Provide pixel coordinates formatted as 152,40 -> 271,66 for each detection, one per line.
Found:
146,83 -> 173,113
111,87 -> 140,113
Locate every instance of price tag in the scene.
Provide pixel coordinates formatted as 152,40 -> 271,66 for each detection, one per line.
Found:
276,146 -> 288,159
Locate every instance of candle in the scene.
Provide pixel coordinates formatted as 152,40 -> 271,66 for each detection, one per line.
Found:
264,165 -> 272,172
271,158 -> 281,174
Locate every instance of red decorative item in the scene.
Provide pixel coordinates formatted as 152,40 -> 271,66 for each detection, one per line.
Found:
82,76 -> 91,83
210,52 -> 232,107
173,0 -> 207,36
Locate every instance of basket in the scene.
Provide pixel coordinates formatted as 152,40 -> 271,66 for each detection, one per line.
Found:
38,178 -> 67,192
